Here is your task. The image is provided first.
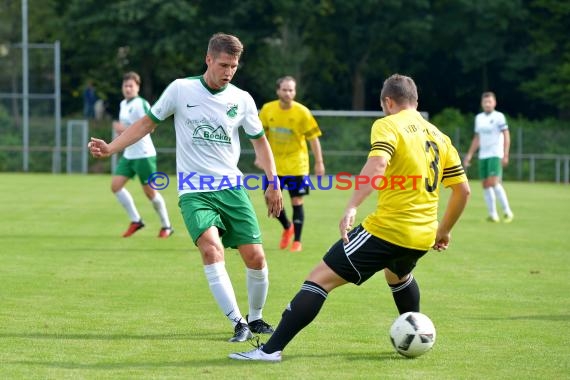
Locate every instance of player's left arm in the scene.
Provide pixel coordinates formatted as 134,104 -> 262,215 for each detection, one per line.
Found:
434,144 -> 470,251
433,181 -> 471,251
308,137 -> 325,176
250,135 -> 283,217
254,116 -> 268,170
502,129 -> 511,166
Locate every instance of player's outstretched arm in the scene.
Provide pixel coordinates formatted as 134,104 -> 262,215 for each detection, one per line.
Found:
250,135 -> 283,217
88,115 -> 156,158
433,181 -> 471,251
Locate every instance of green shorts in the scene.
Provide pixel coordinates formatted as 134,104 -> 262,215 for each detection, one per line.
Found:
178,188 -> 262,248
478,157 -> 502,179
114,156 -> 157,185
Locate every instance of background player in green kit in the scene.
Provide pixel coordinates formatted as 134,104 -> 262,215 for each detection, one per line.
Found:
89,34 -> 283,343
464,92 -> 514,223
111,71 -> 173,238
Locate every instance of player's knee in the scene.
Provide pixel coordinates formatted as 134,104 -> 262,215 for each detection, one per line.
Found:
385,269 -> 409,285
143,187 -> 156,200
111,184 -> 122,193
240,245 -> 266,269
291,197 -> 304,206
198,237 -> 225,263
247,253 -> 266,269
200,246 -> 224,263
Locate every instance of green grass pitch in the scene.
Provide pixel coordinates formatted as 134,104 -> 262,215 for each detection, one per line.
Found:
0,173 -> 568,379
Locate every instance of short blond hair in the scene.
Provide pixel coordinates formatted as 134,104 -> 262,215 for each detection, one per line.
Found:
207,33 -> 243,58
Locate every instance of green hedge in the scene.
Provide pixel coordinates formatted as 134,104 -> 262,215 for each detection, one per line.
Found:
1,104 -> 569,181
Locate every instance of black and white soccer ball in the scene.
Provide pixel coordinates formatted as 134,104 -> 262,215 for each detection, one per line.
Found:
390,312 -> 436,358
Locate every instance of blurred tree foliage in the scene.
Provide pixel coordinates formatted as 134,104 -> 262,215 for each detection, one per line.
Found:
0,0 -> 569,120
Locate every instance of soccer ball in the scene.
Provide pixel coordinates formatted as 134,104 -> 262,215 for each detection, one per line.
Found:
390,312 -> 436,358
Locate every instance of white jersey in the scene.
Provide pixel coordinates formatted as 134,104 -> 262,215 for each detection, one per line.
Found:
119,96 -> 156,159
147,76 -> 264,195
474,110 -> 508,159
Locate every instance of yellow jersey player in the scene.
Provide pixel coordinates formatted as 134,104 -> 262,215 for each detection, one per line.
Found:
230,73 -> 471,362
259,76 -> 325,252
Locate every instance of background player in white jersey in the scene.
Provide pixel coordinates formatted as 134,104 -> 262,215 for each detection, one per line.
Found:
464,92 -> 514,222
111,71 -> 173,238
89,34 -> 283,342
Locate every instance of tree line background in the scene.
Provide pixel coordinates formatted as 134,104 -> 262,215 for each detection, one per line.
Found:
1,0 -> 569,121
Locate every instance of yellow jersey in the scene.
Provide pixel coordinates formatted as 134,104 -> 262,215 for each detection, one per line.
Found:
361,109 -> 467,250
259,100 -> 322,176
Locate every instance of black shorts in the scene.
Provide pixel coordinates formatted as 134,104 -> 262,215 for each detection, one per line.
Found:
323,225 -> 427,285
263,175 -> 311,198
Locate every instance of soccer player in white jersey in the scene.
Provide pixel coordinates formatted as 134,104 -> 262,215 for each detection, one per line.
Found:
111,72 -> 173,238
89,34 -> 283,342
464,92 -> 514,223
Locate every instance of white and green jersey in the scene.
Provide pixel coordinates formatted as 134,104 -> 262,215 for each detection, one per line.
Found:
474,110 -> 508,159
119,96 -> 156,159
147,76 -> 264,195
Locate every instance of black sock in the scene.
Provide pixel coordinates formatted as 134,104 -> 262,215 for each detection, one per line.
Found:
389,275 -> 420,314
277,209 -> 290,230
262,281 -> 328,353
292,205 -> 304,241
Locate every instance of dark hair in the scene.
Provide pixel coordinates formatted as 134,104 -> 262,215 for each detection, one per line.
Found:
481,91 -> 496,100
207,33 -> 243,58
123,71 -> 141,86
380,74 -> 418,106
276,76 -> 296,90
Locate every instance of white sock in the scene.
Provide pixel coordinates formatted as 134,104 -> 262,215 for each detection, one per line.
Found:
493,184 -> 513,216
483,187 -> 498,219
115,188 -> 141,222
204,262 -> 244,327
151,192 -> 171,228
246,266 -> 269,322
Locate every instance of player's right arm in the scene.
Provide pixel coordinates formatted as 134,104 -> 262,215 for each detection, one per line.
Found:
91,80 -> 177,158
89,115 -> 156,158
340,155 -> 387,243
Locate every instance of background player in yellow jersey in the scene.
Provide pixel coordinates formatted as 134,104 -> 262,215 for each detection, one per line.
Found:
258,76 -> 325,252
230,74 -> 471,362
